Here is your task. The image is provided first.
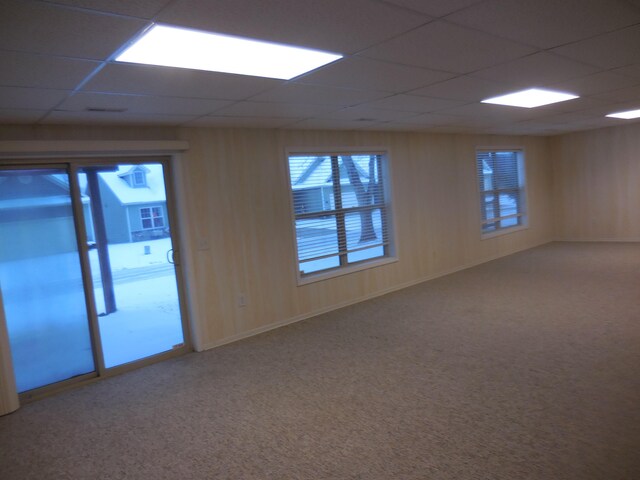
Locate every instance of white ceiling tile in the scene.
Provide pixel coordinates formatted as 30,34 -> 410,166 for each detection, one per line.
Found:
515,119 -> 575,128
380,0 -> 485,17
408,75 -> 509,101
41,0 -> 171,18
566,116 -> 634,129
0,86 -> 70,110
288,118 -> 380,130
601,117 -> 640,128
611,64 -> 640,79
422,125 -> 491,133
552,25 -> 640,69
210,101 -> 339,118
537,96 -> 620,114
57,92 -> 233,116
42,111 -> 197,125
472,52 -> 600,88
535,117 -> 631,135
0,108 -> 47,123
0,0 -> 637,135
592,84 -> 640,103
533,111 -> 600,124
598,100 -> 640,117
296,57 -> 454,93
436,102 -> 559,121
0,50 -> 99,89
83,63 -> 282,99
360,20 -> 535,73
250,84 -> 388,106
482,123 -> 560,135
427,116 -> 509,128
363,122 -> 431,132
158,0 -> 429,54
186,116 -> 302,128
549,72 -> 640,96
364,94 -> 466,112
390,112 -> 462,126
447,0 -> 640,48
315,105 -> 420,122
0,0 -> 149,60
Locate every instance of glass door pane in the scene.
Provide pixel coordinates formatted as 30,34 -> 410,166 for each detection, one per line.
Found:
0,168 -> 95,392
78,163 -> 185,368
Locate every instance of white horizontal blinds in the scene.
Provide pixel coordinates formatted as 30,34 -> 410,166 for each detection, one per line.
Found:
289,154 -> 389,275
339,155 -> 388,262
476,150 -> 524,233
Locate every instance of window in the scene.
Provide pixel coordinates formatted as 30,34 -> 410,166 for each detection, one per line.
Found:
140,206 -> 164,229
476,149 -> 526,236
133,170 -> 146,187
287,151 -> 395,280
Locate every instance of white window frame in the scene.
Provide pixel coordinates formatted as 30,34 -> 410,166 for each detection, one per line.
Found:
476,148 -> 528,239
140,206 -> 164,230
285,147 -> 397,285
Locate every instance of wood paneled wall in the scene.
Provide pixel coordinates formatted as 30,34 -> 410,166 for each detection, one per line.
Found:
20,121 -> 640,406
0,125 -> 554,352
175,128 -> 554,349
550,123 -> 640,241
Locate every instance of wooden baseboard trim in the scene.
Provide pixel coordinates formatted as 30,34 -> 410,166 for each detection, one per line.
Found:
553,238 -> 640,243
199,239 -> 553,352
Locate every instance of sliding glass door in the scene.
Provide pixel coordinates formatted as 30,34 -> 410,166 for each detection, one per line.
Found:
78,163 -> 186,368
0,167 -> 95,392
0,159 -> 189,396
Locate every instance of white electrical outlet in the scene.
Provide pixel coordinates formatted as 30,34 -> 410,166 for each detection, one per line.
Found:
197,237 -> 210,251
238,293 -> 247,307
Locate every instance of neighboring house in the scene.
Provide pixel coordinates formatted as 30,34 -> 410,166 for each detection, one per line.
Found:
0,165 -> 168,257
94,164 -> 169,244
290,156 -> 371,214
0,172 -> 91,262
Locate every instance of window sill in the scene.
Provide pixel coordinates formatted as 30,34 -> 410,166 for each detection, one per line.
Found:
297,256 -> 398,286
481,224 -> 528,240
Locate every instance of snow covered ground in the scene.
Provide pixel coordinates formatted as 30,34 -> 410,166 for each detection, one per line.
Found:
296,212 -> 385,273
2,237 -> 185,391
94,274 -> 183,368
0,254 -> 95,392
4,219 -> 389,391
89,237 -> 174,271
89,237 -> 184,368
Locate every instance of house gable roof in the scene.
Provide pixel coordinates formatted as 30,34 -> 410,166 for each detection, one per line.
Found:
99,164 -> 166,205
292,156 -> 370,190
117,165 -> 151,179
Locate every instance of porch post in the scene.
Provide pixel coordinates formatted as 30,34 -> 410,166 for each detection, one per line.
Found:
85,169 -> 117,315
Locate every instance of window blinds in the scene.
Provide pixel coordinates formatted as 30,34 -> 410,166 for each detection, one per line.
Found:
288,154 -> 390,275
476,150 -> 525,234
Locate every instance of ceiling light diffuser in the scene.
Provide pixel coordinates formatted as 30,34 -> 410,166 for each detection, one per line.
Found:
606,108 -> 640,119
481,88 -> 579,108
116,25 -> 343,80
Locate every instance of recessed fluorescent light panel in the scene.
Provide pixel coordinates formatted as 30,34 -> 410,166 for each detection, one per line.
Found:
481,88 -> 579,108
606,108 -> 640,119
116,25 -> 342,80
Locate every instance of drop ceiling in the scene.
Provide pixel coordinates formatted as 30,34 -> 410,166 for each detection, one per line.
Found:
1,0 -> 640,135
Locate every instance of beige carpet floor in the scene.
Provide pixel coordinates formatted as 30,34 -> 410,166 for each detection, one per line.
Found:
0,242 -> 639,479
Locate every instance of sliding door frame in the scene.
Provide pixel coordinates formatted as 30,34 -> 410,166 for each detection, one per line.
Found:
0,163 -> 100,402
0,154 -> 192,403
70,156 -> 193,381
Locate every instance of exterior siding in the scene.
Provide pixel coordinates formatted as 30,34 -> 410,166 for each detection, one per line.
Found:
127,203 -> 168,242
0,216 -> 77,262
